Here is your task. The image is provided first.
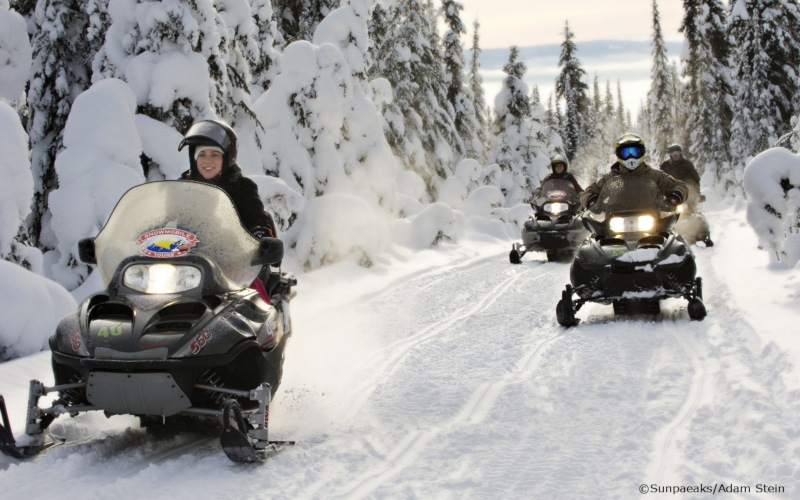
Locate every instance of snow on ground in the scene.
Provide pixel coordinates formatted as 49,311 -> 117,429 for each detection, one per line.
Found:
1,200 -> 799,499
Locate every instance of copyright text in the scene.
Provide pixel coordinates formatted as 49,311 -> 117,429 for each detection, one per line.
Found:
639,483 -> 785,495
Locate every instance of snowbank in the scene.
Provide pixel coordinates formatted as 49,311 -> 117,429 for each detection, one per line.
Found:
0,260 -> 76,360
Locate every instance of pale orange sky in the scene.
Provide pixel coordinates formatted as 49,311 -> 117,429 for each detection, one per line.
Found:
458,0 -> 686,49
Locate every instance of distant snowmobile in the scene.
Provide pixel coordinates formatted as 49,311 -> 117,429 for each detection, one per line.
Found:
0,181 -> 295,463
556,176 -> 706,326
674,191 -> 713,246
509,177 -> 588,263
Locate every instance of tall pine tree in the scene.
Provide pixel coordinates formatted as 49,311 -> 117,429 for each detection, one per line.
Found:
647,0 -> 676,164
441,0 -> 484,162
555,21 -> 589,161
680,0 -> 734,182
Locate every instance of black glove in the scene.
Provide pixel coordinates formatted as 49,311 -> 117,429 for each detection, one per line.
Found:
666,191 -> 683,206
586,194 -> 598,208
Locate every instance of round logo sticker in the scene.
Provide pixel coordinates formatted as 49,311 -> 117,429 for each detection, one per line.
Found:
547,190 -> 568,200
138,229 -> 199,258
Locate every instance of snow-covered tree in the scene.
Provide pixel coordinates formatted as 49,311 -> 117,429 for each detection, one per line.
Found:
647,0 -> 675,163
93,0 -> 262,178
729,0 -> 800,196
0,2 -> 31,106
468,20 -> 489,161
555,21 -> 590,161
680,0 -> 734,183
272,0 -> 338,44
253,3 -> 404,269
441,0 -> 482,165
369,0 -> 459,198
743,147 -> 800,265
248,0 -> 283,95
0,102 -> 37,269
25,0 -> 98,250
490,46 -> 552,206
47,79 -> 146,289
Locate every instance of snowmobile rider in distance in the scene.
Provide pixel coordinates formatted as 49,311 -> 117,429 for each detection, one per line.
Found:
542,154 -> 583,193
581,133 -> 688,211
178,119 -> 283,301
659,143 -> 713,246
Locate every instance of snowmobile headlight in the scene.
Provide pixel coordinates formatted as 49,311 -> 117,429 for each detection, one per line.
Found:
544,202 -> 569,214
123,264 -> 201,294
608,215 -> 655,234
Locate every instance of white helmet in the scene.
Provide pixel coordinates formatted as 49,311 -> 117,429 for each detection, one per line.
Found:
615,133 -> 646,171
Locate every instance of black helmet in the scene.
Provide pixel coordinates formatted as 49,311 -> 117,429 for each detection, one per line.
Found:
667,143 -> 682,155
615,133 -> 646,171
551,153 -> 569,173
178,120 -> 239,171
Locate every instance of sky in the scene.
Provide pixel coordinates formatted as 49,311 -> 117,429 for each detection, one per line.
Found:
458,0 -> 687,49
457,0 -> 688,114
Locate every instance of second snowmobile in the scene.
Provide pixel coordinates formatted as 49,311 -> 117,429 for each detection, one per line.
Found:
510,177 -> 588,263
556,176 -> 706,326
0,181 -> 295,463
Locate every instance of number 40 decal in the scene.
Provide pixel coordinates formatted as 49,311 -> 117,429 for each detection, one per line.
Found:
97,326 -> 123,338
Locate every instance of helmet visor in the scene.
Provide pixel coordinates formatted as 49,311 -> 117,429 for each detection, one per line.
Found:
617,145 -> 644,160
182,121 -> 233,150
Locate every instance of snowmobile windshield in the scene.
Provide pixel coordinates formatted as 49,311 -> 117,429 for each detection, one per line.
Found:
590,175 -> 666,216
535,178 -> 581,206
92,181 -> 261,291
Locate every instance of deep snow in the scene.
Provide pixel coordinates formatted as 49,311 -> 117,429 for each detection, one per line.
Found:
1,199 -> 799,499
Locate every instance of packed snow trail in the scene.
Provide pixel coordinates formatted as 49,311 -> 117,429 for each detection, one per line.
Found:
1,205 -> 799,499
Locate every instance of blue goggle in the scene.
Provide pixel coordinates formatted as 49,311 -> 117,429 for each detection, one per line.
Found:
618,145 -> 644,160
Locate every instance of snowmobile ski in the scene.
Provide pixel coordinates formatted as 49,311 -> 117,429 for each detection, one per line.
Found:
220,398 -> 294,463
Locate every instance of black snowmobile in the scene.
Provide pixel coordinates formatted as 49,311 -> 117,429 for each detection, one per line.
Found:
0,181 -> 295,463
555,176 -> 706,326
509,177 -> 588,263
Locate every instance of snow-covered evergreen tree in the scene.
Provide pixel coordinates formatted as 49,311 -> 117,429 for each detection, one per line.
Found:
254,4 -> 402,269
93,0 -> 262,178
647,0 -> 675,164
271,0 -> 338,44
24,0 -> 97,250
468,20 -> 489,161
441,0 -> 483,163
729,0 -> 800,196
681,0 -> 734,183
490,46 -> 553,206
0,102 -> 36,269
555,21 -> 590,161
248,0 -> 283,95
47,79 -> 146,289
369,0 -> 459,198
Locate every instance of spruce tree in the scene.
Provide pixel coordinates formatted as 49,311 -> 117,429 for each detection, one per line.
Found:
441,0 -> 483,162
729,0 -> 800,196
271,0 -> 339,44
490,46 -> 553,205
93,0 -> 262,177
468,20 -> 489,159
647,0 -> 675,164
369,0 -> 460,197
680,0 -> 733,181
25,0 -> 96,249
555,21 -> 590,161
249,0 -> 283,95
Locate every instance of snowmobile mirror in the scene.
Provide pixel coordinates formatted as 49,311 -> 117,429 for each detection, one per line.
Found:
252,237 -> 284,266
78,238 -> 97,264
